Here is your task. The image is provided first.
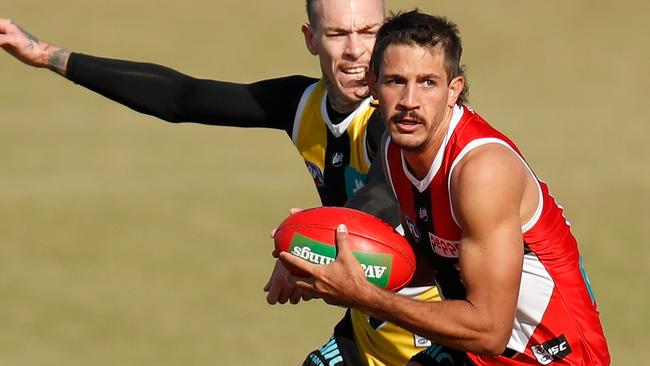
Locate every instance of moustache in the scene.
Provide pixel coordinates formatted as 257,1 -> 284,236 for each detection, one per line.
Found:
391,111 -> 425,124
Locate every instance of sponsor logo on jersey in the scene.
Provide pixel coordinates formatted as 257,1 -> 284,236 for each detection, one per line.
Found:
531,334 -> 572,365
289,233 -> 393,288
344,167 -> 367,197
428,233 -> 461,258
331,152 -> 344,167
305,160 -> 325,187
414,334 -> 432,348
404,215 -> 421,242
418,207 -> 429,221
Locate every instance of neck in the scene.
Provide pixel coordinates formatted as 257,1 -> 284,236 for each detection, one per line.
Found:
324,79 -> 364,114
403,105 -> 456,180
327,94 -> 359,114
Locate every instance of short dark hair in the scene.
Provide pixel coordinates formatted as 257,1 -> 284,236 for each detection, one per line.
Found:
370,10 -> 468,105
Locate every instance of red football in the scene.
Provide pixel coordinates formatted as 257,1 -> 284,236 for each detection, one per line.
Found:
274,207 -> 415,292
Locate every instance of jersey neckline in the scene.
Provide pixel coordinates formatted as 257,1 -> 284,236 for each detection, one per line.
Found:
400,104 -> 464,193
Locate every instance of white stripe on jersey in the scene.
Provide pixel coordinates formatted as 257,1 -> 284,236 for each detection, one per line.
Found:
508,252 -> 555,352
447,137 -> 544,232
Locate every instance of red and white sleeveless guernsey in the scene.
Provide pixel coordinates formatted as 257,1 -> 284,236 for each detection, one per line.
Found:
384,105 -> 610,365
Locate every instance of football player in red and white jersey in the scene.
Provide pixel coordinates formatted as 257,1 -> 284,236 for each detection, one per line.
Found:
281,10 -> 611,365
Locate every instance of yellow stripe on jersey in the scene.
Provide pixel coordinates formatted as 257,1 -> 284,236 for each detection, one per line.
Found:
291,79 -> 373,197
351,287 -> 441,366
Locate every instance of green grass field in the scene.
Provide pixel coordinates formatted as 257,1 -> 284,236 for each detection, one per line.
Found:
1,0 -> 648,364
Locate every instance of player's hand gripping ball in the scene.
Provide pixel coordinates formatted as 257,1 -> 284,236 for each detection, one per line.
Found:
274,207 -> 415,291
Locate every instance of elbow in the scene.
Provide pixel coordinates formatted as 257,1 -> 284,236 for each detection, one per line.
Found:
472,330 -> 511,356
476,341 -> 508,357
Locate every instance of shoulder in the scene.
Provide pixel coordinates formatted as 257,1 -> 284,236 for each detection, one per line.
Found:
450,143 -> 529,226
452,143 -> 527,189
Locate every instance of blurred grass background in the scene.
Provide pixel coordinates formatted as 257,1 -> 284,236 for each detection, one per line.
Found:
1,0 -> 648,364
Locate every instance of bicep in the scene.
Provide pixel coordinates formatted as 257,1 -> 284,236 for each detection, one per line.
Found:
172,75 -> 313,131
451,145 -> 528,336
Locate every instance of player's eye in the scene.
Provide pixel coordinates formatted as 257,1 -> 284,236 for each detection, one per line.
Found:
422,79 -> 436,87
384,78 -> 403,85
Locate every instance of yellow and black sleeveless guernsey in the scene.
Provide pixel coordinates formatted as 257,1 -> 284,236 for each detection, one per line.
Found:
293,79 -> 441,366
291,79 -> 374,206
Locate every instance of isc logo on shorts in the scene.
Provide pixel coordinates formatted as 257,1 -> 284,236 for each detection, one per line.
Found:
531,334 -> 572,365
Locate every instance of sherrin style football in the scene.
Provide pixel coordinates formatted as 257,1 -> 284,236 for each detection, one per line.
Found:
274,207 -> 416,292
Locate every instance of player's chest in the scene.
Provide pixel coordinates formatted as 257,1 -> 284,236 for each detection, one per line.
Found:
397,180 -> 462,263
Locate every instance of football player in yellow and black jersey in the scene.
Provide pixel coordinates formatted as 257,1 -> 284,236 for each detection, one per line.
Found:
0,1 -> 440,365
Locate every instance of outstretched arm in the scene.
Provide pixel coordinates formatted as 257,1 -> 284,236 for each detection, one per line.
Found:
0,19 -> 70,75
0,19 -> 314,130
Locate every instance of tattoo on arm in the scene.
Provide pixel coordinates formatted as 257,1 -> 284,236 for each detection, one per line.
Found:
47,48 -> 71,76
10,20 -> 70,75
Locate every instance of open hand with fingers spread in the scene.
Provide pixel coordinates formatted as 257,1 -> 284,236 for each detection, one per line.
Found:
0,19 -> 70,74
264,259 -> 316,305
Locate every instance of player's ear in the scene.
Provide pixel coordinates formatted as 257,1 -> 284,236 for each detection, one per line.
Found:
302,23 -> 318,55
366,70 -> 378,99
447,76 -> 464,107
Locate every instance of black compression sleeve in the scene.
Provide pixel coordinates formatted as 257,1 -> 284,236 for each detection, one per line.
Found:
66,53 -> 315,133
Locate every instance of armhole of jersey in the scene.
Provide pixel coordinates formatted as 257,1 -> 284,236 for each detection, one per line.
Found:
382,133 -> 398,199
447,138 -> 544,232
291,82 -> 318,145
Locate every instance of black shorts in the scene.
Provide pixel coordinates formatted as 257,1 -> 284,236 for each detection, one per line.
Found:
302,310 -> 365,366
408,345 -> 475,366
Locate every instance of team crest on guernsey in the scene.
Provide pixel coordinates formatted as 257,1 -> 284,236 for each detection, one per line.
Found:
418,207 -> 429,221
404,215 -> 421,242
331,152 -> 344,167
305,161 -> 325,187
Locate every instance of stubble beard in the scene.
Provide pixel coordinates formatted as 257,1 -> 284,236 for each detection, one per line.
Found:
385,111 -> 430,151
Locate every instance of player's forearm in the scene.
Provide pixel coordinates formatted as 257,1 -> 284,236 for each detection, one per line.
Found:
358,285 -> 510,355
66,53 -> 250,124
65,53 -> 305,129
